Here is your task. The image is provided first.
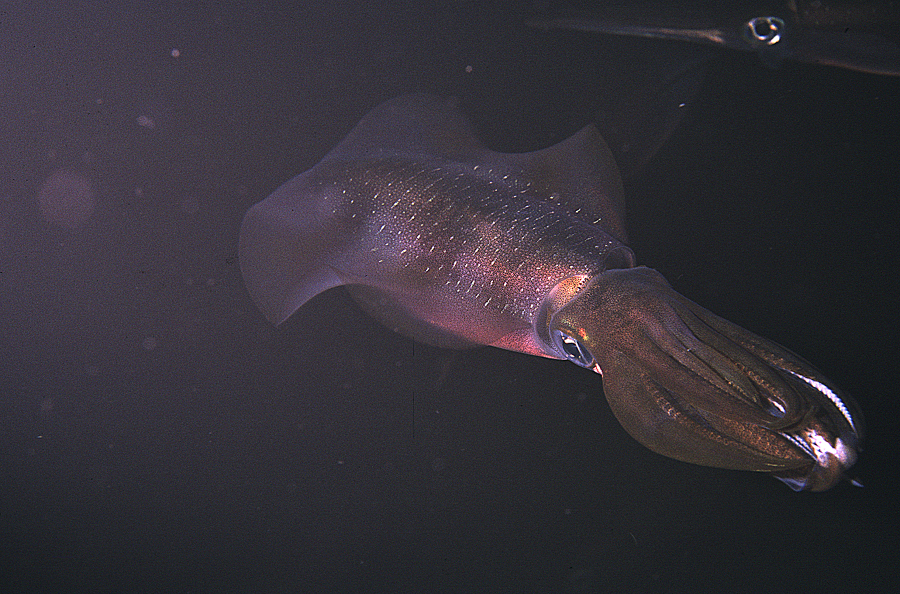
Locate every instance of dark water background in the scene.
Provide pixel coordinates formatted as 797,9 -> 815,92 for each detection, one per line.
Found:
1,2 -> 897,592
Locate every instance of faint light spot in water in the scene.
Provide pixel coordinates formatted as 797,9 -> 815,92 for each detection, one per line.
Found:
137,115 -> 155,129
37,169 -> 95,228
465,64 -> 473,73
134,186 -> 144,197
181,197 -> 200,214
170,48 -> 180,58
142,336 -> 158,351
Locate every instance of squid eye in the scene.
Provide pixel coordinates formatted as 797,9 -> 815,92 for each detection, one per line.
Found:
743,16 -> 785,46
552,329 -> 595,369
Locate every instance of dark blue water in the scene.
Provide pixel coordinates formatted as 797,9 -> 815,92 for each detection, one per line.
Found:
1,2 -> 897,592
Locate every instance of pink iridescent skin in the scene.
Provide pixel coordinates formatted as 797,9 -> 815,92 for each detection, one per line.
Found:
240,94 -> 862,491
